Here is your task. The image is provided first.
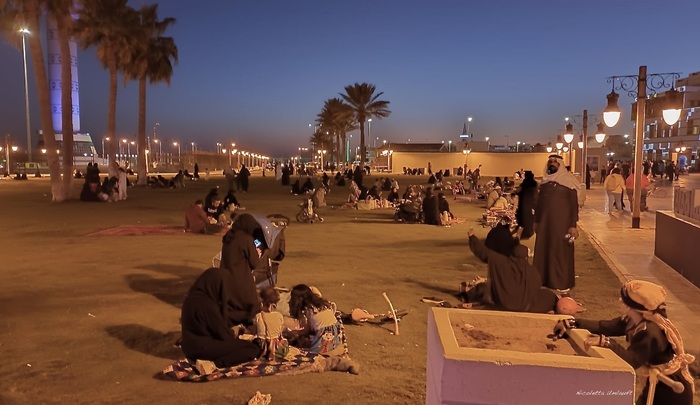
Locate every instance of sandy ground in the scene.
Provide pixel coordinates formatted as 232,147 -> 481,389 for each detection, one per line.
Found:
0,173 -> 695,404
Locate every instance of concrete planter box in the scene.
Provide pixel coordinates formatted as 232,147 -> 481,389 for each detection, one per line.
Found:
426,308 -> 635,405
655,210 -> 700,288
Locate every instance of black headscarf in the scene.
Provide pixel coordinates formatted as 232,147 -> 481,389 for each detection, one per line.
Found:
485,224 -> 518,257
229,213 -> 258,237
520,170 -> 537,189
185,267 -> 236,319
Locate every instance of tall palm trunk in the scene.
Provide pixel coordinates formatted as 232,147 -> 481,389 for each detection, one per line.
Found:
108,64 -> 118,163
136,76 -> 147,185
56,13 -> 74,198
26,4 -> 63,201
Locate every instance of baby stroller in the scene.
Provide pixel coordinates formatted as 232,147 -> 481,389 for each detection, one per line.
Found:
296,196 -> 324,223
213,214 -> 288,288
394,199 -> 422,223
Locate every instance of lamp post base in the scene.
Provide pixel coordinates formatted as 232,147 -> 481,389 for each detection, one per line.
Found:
632,216 -> 641,229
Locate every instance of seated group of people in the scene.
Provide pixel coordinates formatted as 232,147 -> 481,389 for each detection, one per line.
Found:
393,185 -> 455,226
401,167 -> 424,175
180,213 -> 356,373
80,162 -> 129,202
344,181 -> 394,209
147,171 -> 195,189
184,187 -> 243,234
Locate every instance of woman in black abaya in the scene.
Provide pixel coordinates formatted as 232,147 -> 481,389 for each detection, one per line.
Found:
515,170 -> 538,239
180,268 -> 261,367
220,214 -> 262,326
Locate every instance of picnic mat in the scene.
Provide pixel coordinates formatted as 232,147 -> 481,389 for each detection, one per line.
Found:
163,352 -> 324,382
87,225 -> 227,236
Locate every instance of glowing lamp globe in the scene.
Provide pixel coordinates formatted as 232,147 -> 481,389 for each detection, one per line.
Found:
563,123 -> 574,144
662,88 -> 683,126
595,123 -> 606,143
577,141 -> 584,149
603,90 -> 621,127
662,109 -> 681,126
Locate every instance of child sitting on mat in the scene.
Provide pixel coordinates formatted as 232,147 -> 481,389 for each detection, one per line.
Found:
253,287 -> 287,361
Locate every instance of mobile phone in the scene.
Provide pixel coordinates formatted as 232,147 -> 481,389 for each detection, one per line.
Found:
254,239 -> 262,249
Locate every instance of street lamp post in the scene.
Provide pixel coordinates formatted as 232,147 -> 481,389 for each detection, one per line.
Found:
603,67 -> 681,228
173,142 -> 180,166
462,147 -> 471,179
516,141 -> 521,152
102,137 -> 110,160
152,123 -> 159,162
121,139 -> 127,166
19,28 -> 31,162
368,119 -> 373,148
565,111 -> 606,188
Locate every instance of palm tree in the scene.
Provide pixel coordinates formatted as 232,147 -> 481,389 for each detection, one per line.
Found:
73,0 -> 138,164
308,129 -> 332,168
48,0 -> 76,197
339,83 -> 391,169
124,4 -> 177,186
316,98 -> 356,169
1,0 -> 65,200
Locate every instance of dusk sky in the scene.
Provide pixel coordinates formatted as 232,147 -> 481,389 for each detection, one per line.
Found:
1,0 -> 700,157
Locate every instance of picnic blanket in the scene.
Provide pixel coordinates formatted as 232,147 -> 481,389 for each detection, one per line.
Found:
87,225 -> 226,236
163,352 -> 324,382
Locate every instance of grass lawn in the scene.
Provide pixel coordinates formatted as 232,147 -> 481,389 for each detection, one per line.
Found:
0,173 -> 642,404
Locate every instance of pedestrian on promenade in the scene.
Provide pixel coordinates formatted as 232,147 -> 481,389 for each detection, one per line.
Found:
533,154 -> 581,293
604,167 -> 625,213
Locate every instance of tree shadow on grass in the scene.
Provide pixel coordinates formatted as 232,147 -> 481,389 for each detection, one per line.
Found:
126,264 -> 204,309
105,324 -> 182,360
403,277 -> 460,299
125,273 -> 194,309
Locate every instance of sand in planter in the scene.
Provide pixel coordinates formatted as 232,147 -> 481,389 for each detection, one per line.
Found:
449,312 -> 586,356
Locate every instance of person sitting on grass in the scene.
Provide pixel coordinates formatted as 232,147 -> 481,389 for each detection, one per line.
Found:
204,187 -> 220,211
486,185 -> 502,209
438,192 -> 454,225
285,284 -> 348,357
185,199 -> 220,234
301,177 -> 315,194
422,187 -> 441,226
386,187 -> 400,205
80,180 -> 102,202
253,287 -> 288,361
465,224 -> 577,314
553,280 -> 695,405
223,189 -> 243,211
291,179 -> 302,195
180,267 -> 262,368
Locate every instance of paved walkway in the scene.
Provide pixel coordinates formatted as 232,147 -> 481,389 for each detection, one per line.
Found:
578,173 -> 700,357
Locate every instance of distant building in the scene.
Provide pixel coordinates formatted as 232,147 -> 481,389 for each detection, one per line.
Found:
642,71 -> 700,170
